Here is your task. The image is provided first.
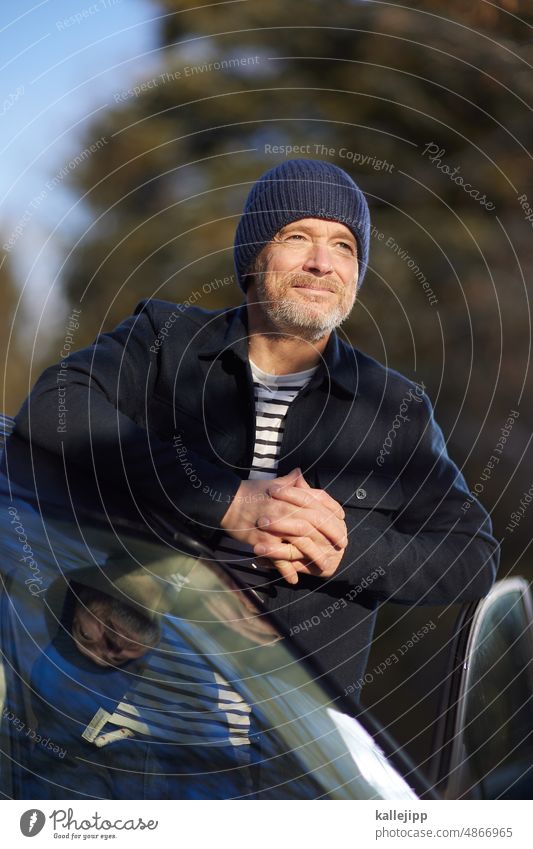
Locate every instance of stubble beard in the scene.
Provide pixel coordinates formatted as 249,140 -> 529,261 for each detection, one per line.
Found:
251,266 -> 356,343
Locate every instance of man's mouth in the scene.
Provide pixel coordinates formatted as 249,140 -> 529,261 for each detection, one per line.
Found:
292,282 -> 337,294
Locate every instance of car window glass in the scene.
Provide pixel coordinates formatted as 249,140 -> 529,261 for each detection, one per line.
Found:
451,584 -> 533,799
0,495 -> 417,800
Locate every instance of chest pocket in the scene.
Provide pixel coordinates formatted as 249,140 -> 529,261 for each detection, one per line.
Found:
315,468 -> 404,513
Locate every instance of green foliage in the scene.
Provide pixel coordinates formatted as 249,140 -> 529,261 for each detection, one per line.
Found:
0,253 -> 27,415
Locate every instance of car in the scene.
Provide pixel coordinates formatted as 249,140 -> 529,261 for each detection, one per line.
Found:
0,418 -> 531,800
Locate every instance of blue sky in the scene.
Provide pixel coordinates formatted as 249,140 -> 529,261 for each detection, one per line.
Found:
0,0 -> 161,322
1,0 -> 159,212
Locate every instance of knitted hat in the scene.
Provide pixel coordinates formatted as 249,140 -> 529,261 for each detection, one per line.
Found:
233,158 -> 370,291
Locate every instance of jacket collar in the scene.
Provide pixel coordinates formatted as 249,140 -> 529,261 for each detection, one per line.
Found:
198,303 -> 359,397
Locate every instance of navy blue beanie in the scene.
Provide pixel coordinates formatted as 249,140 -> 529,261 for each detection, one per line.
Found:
233,158 -> 370,291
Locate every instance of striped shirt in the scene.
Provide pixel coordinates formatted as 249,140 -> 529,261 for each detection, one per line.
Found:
85,618 -> 252,750
214,359 -> 317,577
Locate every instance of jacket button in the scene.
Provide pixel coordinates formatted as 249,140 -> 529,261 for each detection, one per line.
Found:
356,487 -> 367,500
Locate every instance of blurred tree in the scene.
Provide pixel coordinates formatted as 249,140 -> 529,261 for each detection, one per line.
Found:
57,0 -> 533,562
0,252 -> 27,415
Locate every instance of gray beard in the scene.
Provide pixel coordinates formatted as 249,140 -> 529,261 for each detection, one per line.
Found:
253,275 -> 354,342
260,294 -> 348,342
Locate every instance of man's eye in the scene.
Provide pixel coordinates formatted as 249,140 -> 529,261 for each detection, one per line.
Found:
336,241 -> 355,252
79,628 -> 92,641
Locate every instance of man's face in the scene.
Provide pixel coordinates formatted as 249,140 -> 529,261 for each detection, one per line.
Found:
246,218 -> 359,342
72,599 -> 150,667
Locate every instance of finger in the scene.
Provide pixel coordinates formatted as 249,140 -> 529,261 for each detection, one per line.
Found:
270,559 -> 299,585
258,512 -> 348,551
273,559 -> 324,578
293,470 -> 311,489
276,468 -> 305,489
312,487 -> 345,520
269,483 -> 345,520
256,533 -> 341,576
254,535 -> 342,573
253,536 -> 307,563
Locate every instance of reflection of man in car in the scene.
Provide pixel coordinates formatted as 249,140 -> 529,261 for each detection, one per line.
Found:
24,580 -> 155,799
14,158 -> 499,704
71,585 -> 160,667
25,576 -> 254,799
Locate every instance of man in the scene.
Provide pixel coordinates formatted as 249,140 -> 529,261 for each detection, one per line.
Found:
14,159 -> 498,702
70,584 -> 160,667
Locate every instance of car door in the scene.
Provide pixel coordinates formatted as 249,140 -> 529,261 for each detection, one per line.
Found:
432,577 -> 533,799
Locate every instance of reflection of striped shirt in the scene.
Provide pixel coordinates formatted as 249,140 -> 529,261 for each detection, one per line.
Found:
92,619 -> 252,748
214,359 -> 317,572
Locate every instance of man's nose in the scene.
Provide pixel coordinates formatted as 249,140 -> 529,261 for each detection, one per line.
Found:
301,243 -> 333,275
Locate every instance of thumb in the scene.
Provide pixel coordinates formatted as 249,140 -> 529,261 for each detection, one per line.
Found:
282,468 -> 310,488
294,469 -> 311,489
274,468 -> 309,494
279,467 -> 302,485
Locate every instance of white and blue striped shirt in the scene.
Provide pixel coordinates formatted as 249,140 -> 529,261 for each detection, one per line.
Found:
214,359 -> 317,571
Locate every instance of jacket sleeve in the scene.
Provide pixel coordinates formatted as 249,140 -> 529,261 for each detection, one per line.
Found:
13,302 -> 242,541
342,392 -> 499,604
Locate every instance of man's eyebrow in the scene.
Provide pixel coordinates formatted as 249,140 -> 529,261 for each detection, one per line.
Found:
330,230 -> 356,243
277,222 -> 309,234
279,223 -> 356,242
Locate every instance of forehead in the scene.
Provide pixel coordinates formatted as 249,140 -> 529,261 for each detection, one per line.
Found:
276,218 -> 355,240
74,603 -> 134,642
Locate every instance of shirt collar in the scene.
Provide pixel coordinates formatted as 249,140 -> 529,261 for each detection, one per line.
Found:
197,302 -> 359,397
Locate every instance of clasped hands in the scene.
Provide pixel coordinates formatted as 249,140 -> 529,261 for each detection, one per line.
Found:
220,468 -> 348,585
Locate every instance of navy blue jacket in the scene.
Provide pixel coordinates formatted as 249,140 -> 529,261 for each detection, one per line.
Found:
14,299 -> 499,700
